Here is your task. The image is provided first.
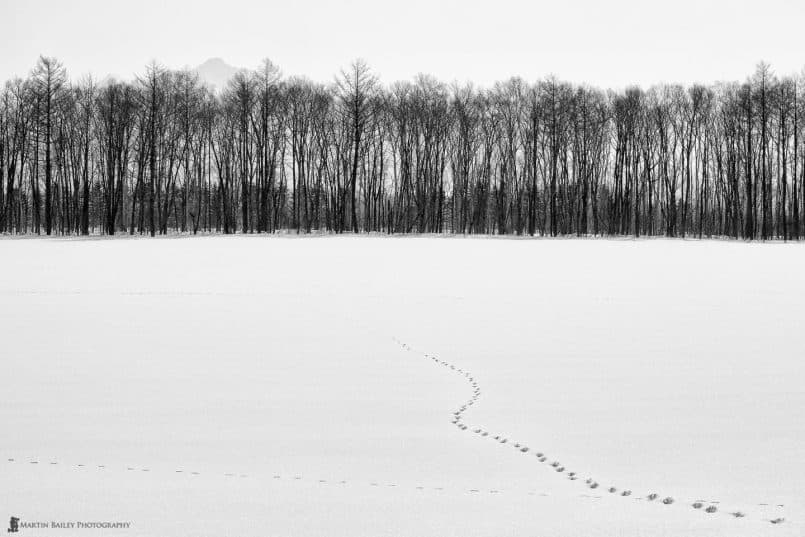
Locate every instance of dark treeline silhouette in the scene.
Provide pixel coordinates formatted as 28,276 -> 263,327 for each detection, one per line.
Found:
1,56 -> 803,239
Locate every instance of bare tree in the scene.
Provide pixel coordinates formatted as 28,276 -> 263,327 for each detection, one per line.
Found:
336,59 -> 377,233
30,56 -> 67,235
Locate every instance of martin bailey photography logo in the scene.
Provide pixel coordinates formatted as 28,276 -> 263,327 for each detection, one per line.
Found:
7,517 -> 131,531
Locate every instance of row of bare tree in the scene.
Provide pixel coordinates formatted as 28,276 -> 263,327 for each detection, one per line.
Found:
1,57 -> 803,239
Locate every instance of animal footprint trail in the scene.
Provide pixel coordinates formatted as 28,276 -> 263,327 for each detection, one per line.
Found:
3,339 -> 791,527
394,337 -> 791,527
161,467 -> 548,500
6,434 -> 533,503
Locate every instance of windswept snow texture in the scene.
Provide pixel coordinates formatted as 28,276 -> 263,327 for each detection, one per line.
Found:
1,236 -> 803,537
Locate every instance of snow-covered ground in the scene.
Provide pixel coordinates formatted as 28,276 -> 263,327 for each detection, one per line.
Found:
1,236 -> 802,536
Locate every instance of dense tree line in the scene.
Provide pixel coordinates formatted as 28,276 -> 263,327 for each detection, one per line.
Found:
2,57 -> 804,239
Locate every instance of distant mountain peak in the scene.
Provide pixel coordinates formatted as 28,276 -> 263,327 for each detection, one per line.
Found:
198,57 -> 228,68
195,58 -> 241,91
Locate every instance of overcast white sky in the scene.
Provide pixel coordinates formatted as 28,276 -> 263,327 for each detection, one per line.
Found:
2,0 -> 804,88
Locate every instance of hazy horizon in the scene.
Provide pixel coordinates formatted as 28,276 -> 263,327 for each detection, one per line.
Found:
3,0 -> 805,89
